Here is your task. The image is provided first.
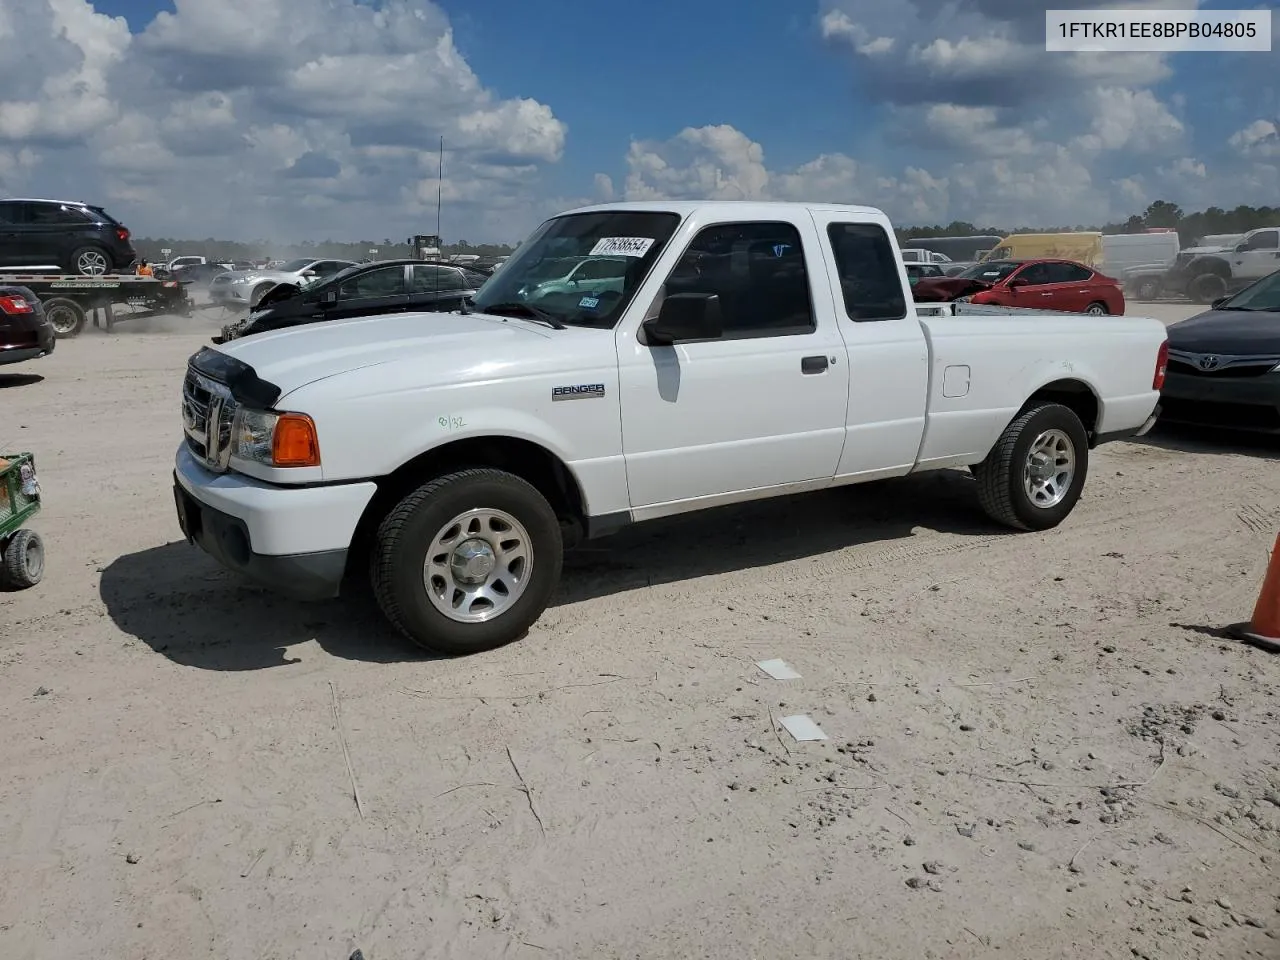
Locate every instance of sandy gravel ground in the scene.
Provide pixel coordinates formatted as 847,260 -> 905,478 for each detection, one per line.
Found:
1,302 -> 1278,960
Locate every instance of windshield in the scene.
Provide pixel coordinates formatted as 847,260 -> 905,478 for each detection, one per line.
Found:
471,211 -> 682,327
278,259 -> 314,273
1218,269 -> 1280,311
957,261 -> 1020,282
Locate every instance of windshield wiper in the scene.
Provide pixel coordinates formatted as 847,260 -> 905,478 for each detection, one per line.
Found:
476,301 -> 567,330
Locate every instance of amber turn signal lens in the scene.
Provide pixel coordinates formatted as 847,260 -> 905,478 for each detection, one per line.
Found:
271,413 -> 320,467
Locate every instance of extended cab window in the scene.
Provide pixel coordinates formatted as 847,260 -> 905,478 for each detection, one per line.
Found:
827,223 -> 907,322
1242,230 -> 1279,251
664,222 -> 815,338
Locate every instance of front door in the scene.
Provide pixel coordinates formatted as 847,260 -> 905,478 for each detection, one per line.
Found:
333,264 -> 410,318
616,216 -> 849,509
1233,229 -> 1280,281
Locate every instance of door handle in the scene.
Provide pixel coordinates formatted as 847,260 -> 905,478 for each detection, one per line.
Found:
801,355 -> 828,374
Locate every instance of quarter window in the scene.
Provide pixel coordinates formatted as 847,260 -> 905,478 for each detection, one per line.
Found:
826,223 -> 907,322
663,221 -> 814,337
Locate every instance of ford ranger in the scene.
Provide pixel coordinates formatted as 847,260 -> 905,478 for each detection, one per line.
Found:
173,201 -> 1168,655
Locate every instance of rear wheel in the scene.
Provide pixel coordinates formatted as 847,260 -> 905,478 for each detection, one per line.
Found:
43,298 -> 86,338
68,246 -> 110,276
1084,301 -> 1108,316
2,529 -> 45,589
972,403 -> 1090,531
370,468 -> 563,655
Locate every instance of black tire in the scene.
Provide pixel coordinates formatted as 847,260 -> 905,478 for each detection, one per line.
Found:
370,468 -> 563,655
249,283 -> 274,309
1188,273 -> 1227,304
1084,301 -> 1108,316
972,403 -> 1090,531
1133,277 -> 1161,301
68,246 -> 110,276
3,529 -> 45,589
42,298 -> 86,338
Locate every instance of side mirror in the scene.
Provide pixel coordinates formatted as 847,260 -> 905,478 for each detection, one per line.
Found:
1234,243 -> 1248,253
302,270 -> 317,279
1008,278 -> 1029,288
643,293 -> 723,344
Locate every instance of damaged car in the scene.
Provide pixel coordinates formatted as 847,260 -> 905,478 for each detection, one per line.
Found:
214,259 -> 487,343
208,257 -> 355,311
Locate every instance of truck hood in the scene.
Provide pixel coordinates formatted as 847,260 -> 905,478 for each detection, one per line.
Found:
212,310 -> 556,397
1167,309 -> 1280,355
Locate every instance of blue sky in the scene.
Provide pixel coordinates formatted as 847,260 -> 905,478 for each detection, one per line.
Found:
2,1 -> 1276,242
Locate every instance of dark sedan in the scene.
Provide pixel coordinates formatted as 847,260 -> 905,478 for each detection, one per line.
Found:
0,285 -> 55,366
1160,269 -> 1280,433
214,259 -> 488,342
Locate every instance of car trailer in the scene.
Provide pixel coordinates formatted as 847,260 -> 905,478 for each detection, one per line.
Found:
1,274 -> 191,338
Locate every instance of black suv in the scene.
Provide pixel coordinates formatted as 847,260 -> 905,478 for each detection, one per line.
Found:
0,198 -> 137,275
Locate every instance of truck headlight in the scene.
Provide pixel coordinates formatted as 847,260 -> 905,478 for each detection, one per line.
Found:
232,408 -> 320,467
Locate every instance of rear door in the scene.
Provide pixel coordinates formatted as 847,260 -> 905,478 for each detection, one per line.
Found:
808,213 -> 929,479
409,264 -> 470,311
1047,261 -> 1101,311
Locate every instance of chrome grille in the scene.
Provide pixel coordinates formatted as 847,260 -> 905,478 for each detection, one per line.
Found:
182,367 -> 236,471
1167,350 -> 1280,379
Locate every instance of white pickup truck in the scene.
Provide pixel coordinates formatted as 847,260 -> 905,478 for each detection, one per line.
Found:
174,201 -> 1168,654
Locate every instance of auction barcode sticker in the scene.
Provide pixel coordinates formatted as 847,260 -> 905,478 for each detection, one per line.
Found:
1046,9 -> 1271,51
589,237 -> 655,257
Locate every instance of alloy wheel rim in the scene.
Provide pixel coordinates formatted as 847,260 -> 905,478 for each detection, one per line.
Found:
422,508 -> 533,623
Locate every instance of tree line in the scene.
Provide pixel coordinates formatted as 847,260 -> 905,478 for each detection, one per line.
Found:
896,201 -> 1279,247
131,237 -> 516,264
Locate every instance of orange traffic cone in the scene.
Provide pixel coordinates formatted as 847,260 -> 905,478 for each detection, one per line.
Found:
1228,532 -> 1280,654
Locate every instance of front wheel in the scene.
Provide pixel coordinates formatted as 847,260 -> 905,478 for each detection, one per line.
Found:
1133,278 -> 1160,301
972,403 -> 1090,531
370,469 -> 564,655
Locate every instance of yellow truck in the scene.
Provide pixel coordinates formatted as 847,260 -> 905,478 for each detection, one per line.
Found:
981,232 -> 1104,267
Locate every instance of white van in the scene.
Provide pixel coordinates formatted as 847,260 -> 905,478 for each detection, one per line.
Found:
1100,232 -> 1179,277
900,248 -> 951,264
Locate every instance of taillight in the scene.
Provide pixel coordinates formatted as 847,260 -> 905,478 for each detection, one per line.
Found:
0,295 -> 33,315
1153,340 -> 1169,390
116,227 -> 130,241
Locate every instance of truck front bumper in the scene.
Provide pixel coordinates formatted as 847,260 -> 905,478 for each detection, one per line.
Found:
173,444 -> 378,600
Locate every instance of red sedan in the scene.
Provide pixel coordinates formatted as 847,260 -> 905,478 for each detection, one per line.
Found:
942,258 -> 1126,315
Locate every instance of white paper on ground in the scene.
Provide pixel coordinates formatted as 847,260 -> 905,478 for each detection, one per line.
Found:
779,714 -> 828,741
756,659 -> 801,680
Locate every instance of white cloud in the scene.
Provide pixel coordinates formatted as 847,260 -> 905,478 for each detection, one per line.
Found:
0,0 -> 568,243
1229,119 -> 1280,158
